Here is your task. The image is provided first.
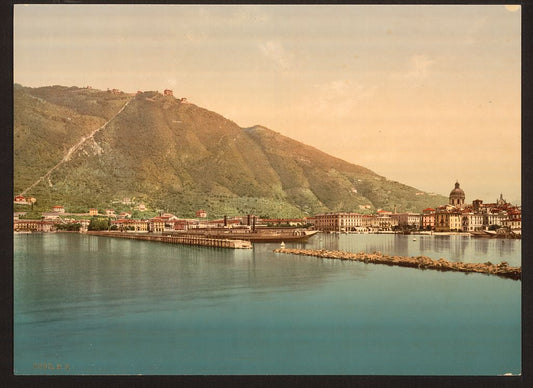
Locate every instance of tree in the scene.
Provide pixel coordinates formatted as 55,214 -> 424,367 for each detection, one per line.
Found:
88,217 -> 110,231
56,223 -> 81,231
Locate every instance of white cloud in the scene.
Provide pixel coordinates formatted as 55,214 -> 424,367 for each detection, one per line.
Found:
259,40 -> 293,71
389,54 -> 436,84
313,80 -> 377,117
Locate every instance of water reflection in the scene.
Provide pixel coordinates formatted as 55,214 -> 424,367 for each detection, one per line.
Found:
13,233 -> 521,375
298,233 -> 520,266
15,235 -> 368,324
14,233 -> 520,325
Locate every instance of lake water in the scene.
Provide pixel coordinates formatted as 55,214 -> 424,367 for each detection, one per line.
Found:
14,233 -> 521,375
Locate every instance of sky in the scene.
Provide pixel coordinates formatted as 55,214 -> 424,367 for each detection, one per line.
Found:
14,4 -> 521,204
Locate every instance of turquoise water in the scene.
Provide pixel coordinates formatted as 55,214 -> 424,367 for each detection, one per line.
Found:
14,233 -> 521,375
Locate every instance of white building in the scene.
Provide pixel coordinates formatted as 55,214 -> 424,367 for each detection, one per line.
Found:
392,213 -> 421,228
312,212 -> 363,232
461,212 -> 484,232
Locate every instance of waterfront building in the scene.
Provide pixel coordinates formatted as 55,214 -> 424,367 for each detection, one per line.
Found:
449,181 -> 466,208
503,209 -> 521,230
149,218 -> 165,233
391,213 -> 421,229
376,215 -> 396,231
79,219 -> 90,232
434,206 -> 462,232
362,215 -> 380,231
14,219 -> 55,232
149,214 -> 182,232
111,219 -> 149,232
461,211 -> 484,232
482,210 -> 506,229
421,208 -> 435,230
312,212 -> 363,232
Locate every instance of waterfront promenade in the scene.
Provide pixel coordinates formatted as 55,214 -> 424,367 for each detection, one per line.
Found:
87,231 -> 252,249
274,248 -> 521,280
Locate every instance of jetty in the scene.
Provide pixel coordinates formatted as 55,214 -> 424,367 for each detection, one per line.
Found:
273,248 -> 521,280
87,231 -> 252,249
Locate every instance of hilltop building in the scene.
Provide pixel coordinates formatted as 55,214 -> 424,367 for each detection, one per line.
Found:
52,205 -> 65,213
14,195 -> 35,205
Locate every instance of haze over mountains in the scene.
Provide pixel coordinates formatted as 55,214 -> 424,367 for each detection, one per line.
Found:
14,84 -> 447,218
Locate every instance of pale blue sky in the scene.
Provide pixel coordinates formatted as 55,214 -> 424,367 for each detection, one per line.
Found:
14,4 -> 521,204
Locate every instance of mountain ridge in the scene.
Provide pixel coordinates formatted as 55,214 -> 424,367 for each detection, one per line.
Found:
14,84 -> 447,217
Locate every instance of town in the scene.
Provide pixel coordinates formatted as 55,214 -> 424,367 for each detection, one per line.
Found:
13,182 -> 521,237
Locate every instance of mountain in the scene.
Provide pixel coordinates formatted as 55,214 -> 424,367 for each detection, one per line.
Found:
14,84 -> 447,218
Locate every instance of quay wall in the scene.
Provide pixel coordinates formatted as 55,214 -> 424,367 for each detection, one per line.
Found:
86,231 -> 252,249
274,248 -> 521,281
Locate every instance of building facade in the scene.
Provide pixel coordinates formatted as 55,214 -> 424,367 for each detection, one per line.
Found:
312,212 -> 363,232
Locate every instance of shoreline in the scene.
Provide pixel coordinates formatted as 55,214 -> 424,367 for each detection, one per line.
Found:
273,248 -> 521,281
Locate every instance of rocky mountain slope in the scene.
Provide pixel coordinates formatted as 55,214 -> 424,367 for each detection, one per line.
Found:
14,84 -> 447,217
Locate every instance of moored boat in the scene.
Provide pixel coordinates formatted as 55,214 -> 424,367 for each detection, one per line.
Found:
171,228 -> 319,243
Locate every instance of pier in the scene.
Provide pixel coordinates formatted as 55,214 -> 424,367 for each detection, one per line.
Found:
87,231 -> 252,249
273,248 -> 521,280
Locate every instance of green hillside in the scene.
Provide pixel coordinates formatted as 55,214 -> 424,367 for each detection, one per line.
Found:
14,85 -> 447,218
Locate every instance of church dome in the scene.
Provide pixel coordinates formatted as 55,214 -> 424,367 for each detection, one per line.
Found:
449,181 -> 465,199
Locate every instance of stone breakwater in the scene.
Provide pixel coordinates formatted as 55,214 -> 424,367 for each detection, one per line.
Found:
273,248 -> 521,281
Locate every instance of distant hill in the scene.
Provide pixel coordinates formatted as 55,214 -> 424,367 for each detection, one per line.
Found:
14,84 -> 447,217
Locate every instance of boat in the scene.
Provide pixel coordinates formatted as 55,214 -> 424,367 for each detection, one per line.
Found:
171,228 -> 319,243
